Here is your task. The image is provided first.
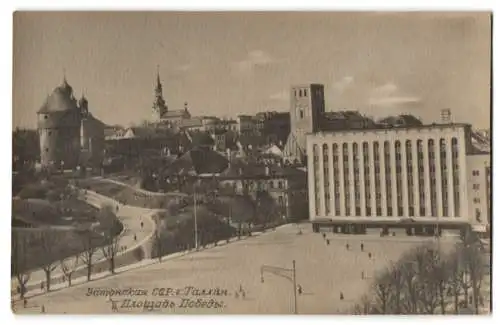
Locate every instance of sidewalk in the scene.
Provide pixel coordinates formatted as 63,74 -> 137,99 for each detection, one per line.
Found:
11,188 -> 157,297
13,222 -> 282,302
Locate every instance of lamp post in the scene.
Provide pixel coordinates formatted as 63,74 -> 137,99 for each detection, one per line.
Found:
260,260 -> 298,314
193,179 -> 199,250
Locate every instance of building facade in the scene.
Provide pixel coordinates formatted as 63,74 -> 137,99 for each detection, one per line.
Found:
284,84 -> 325,163
152,70 -> 191,124
37,77 -> 105,170
218,164 -> 308,222
466,153 -> 491,232
306,124 -> 490,233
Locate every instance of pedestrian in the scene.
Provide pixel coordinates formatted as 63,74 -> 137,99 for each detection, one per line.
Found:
326,239 -> 330,245
297,285 -> 303,295
368,252 -> 372,259
239,284 -> 243,293
361,271 -> 364,279
340,292 -> 344,300
141,221 -> 144,229
112,299 -> 119,312
241,290 -> 246,299
322,233 -> 326,239
134,234 -> 137,241
40,282 -> 44,291
346,243 -> 349,250
23,299 -> 27,308
235,291 -> 239,298
41,305 -> 45,313
361,243 -> 364,252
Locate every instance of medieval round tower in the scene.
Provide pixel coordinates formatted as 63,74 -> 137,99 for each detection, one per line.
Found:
37,77 -> 81,169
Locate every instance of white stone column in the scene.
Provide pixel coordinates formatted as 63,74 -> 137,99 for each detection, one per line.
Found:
348,142 -> 356,216
459,134 -> 468,221
360,143 -> 366,217
307,143 -> 316,221
422,138 -> 432,217
339,143 -> 346,217
380,142 -> 388,217
390,141 -> 398,217
328,143 -> 335,217
435,139 -> 443,218
401,139 -> 409,217
319,144 -> 326,217
447,137 -> 455,217
369,142 -> 376,216
412,140 -> 420,217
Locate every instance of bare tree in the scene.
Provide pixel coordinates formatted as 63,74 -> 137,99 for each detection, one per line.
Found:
399,258 -> 419,314
11,231 -> 31,299
80,230 -> 98,281
372,271 -> 393,314
152,229 -> 166,262
39,229 -> 62,292
60,255 -> 79,287
98,204 -> 121,274
462,240 -> 484,314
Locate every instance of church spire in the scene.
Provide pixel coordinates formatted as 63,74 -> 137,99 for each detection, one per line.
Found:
155,65 -> 162,95
152,66 -> 167,118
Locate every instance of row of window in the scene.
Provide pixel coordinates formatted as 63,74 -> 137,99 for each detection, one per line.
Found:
294,89 -> 308,98
312,137 -> 461,217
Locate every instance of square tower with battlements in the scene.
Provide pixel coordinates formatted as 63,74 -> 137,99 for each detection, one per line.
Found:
284,84 -> 325,163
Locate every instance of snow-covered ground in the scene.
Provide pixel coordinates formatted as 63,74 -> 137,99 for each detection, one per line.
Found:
15,223 -> 459,314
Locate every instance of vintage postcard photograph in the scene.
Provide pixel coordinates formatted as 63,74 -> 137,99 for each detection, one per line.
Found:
11,11 -> 491,315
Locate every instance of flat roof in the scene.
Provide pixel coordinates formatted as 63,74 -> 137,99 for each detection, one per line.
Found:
309,122 -> 472,136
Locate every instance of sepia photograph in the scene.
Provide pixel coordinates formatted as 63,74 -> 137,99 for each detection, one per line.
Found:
10,11 -> 491,315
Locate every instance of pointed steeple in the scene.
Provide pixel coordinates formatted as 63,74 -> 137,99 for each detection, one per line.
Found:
155,65 -> 162,95
152,65 -> 167,118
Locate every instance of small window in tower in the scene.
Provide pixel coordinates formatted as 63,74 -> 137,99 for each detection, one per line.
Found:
48,131 -> 52,136
304,89 -> 308,97
299,89 -> 303,97
45,148 -> 49,153
300,109 -> 304,119
44,115 -> 48,120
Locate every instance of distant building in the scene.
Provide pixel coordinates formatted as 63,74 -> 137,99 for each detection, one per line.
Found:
258,111 -> 290,146
306,123 -> 491,234
284,84 -> 325,164
37,77 -> 105,170
320,111 -> 376,131
236,115 -> 259,135
152,69 -> 191,124
218,162 -> 308,221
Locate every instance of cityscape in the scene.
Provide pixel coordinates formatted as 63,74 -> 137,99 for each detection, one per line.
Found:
11,12 -> 491,315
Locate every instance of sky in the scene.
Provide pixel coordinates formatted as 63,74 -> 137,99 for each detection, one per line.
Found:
12,11 -> 491,129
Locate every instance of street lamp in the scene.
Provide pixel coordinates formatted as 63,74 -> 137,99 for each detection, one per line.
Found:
193,179 -> 199,250
260,260 -> 298,314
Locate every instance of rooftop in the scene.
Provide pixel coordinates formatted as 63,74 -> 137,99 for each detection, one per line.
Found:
311,122 -> 472,136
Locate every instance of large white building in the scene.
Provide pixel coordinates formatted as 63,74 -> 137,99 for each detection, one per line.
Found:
306,123 -> 490,234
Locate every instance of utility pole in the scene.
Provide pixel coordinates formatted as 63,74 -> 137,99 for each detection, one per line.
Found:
292,260 -> 298,314
261,260 -> 298,314
194,182 -> 199,250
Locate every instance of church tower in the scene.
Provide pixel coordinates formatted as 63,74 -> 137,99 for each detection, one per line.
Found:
285,84 -> 325,163
152,66 -> 168,119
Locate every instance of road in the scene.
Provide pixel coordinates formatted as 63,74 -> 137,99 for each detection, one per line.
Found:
15,224 -> 459,314
11,189 -> 156,296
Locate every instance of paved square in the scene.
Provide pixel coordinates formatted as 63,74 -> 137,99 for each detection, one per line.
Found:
17,224 -> 456,314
